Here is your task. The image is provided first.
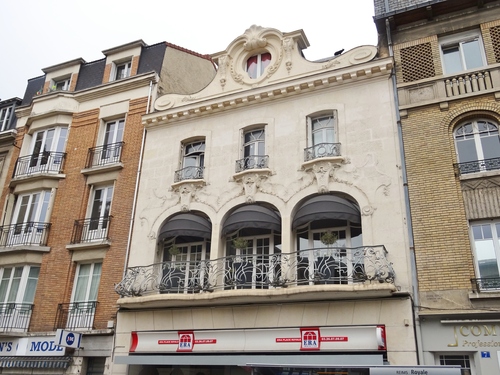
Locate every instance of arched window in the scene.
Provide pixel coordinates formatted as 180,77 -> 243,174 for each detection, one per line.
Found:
246,53 -> 271,79
454,119 -> 500,174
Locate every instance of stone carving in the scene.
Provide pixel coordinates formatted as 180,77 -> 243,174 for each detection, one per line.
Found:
283,37 -> 294,72
243,25 -> 268,51
311,162 -> 338,193
218,55 -> 229,88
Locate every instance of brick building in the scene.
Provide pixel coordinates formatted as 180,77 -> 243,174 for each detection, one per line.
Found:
113,25 -> 418,375
375,0 -> 500,374
0,40 -> 214,374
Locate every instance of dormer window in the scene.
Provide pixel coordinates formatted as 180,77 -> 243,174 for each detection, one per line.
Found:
114,61 -> 131,80
246,53 -> 271,79
52,77 -> 71,92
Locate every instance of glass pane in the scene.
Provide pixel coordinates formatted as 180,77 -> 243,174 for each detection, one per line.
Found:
74,264 -> 91,302
473,224 -> 499,278
442,45 -> 462,74
0,268 -> 12,303
7,267 -> 22,303
88,263 -> 102,301
38,191 -> 51,223
462,39 -> 484,70
481,135 -> 500,159
27,194 -> 40,222
456,138 -> 478,163
55,128 -> 68,153
247,56 -> 258,79
23,266 -> 40,303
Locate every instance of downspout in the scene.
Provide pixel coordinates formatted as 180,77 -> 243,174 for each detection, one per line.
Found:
122,79 -> 153,278
385,18 -> 424,364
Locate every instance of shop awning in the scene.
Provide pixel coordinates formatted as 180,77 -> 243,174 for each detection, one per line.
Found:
158,213 -> 211,240
0,356 -> 72,368
292,195 -> 360,229
222,205 -> 281,235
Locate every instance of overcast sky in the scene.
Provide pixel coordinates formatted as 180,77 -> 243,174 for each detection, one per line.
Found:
0,1 -> 377,101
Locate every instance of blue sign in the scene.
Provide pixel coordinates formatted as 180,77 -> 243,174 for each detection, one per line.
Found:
55,329 -> 82,349
66,333 -> 75,346
481,351 -> 491,358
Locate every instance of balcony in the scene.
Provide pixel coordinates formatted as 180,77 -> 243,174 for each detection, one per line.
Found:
454,157 -> 500,176
0,222 -> 50,247
235,155 -> 269,173
444,70 -> 492,98
115,246 -> 395,299
70,216 -> 112,244
54,301 -> 97,330
85,142 -> 124,169
304,143 -> 341,162
174,166 -> 204,182
0,303 -> 33,332
12,152 -> 66,179
471,277 -> 500,292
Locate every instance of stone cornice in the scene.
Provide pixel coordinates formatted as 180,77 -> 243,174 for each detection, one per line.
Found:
143,58 -> 393,127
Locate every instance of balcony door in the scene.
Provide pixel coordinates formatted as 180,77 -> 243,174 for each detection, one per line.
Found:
101,119 -> 124,164
68,263 -> 101,329
88,186 -> 113,241
163,243 -> 208,293
243,129 -> 265,170
9,191 -> 51,246
29,127 -> 67,173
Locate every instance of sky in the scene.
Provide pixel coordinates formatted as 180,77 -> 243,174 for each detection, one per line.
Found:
0,1 -> 378,101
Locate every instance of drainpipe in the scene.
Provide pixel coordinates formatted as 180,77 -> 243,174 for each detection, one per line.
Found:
122,79 -> 153,278
385,18 -> 424,365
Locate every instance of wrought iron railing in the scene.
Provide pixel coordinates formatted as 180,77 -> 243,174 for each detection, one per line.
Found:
0,303 -> 33,332
115,246 -> 395,297
0,222 -> 51,247
304,143 -> 341,162
471,277 -> 500,292
13,152 -> 66,178
70,216 -> 112,244
445,70 -> 493,98
54,301 -> 98,330
85,142 -> 124,168
235,155 -> 269,173
174,166 -> 204,182
454,157 -> 500,175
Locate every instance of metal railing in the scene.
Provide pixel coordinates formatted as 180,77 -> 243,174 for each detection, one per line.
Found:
304,143 -> 341,162
174,166 -> 204,182
115,246 -> 395,297
13,152 -> 66,178
54,301 -> 97,330
70,216 -> 112,244
0,222 -> 51,247
471,277 -> 500,292
85,142 -> 124,168
0,303 -> 33,332
454,157 -> 500,175
235,155 -> 269,173
445,70 -> 493,98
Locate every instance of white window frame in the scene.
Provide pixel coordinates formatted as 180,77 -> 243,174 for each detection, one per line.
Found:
439,30 -> 486,75
246,52 -> 271,79
178,140 -> 205,180
0,106 -> 13,132
113,60 -> 132,81
436,353 -> 474,374
87,185 -> 114,239
470,220 -> 500,286
51,77 -> 71,92
28,126 -> 68,173
0,265 -> 40,305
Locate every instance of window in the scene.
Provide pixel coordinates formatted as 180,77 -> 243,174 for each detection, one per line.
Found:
177,140 -> 205,181
246,53 -> 271,79
86,357 -> 106,375
237,128 -> 267,171
440,31 -> 485,75
470,221 -> 500,289
439,354 -> 472,375
8,191 -> 51,246
68,262 -> 101,329
0,106 -> 13,132
88,185 -> 113,237
305,112 -> 339,161
51,77 -> 71,91
454,119 -> 500,174
114,61 -> 131,80
28,127 -> 68,171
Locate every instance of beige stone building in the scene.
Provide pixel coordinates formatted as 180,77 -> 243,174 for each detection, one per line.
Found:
0,40 -> 214,374
374,0 -> 500,374
113,25 -> 417,375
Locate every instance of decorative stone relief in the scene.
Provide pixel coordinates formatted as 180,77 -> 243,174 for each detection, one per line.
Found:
311,162 -> 338,193
233,172 -> 269,203
243,25 -> 268,51
283,37 -> 294,72
218,55 -> 229,88
171,182 -> 205,212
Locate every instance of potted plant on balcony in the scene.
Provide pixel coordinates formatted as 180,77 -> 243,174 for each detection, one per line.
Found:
232,237 -> 248,250
320,231 -> 338,247
231,237 -> 251,287
168,244 -> 180,256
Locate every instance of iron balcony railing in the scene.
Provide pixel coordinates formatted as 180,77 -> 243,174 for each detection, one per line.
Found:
85,142 -> 124,169
174,166 -> 204,182
454,157 -> 500,175
115,246 -> 395,297
70,216 -> 112,244
471,277 -> 500,292
304,143 -> 341,162
54,301 -> 97,330
0,222 -> 51,247
235,155 -> 269,173
13,152 -> 66,178
0,303 -> 33,332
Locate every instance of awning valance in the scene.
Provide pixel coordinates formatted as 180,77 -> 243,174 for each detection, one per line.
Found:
222,205 -> 281,235
292,195 -> 360,229
158,213 -> 211,240
0,356 -> 72,369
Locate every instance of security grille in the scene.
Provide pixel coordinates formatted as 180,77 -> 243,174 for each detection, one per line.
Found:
400,42 -> 435,82
490,25 -> 500,63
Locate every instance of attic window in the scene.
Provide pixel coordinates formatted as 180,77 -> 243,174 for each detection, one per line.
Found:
246,53 -> 271,79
